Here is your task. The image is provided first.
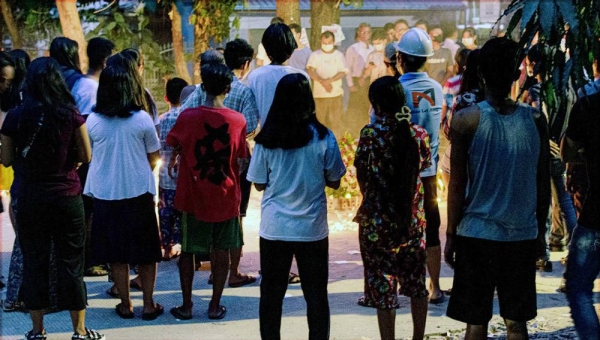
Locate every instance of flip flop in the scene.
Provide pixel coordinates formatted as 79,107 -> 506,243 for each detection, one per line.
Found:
106,287 -> 119,298
288,272 -> 300,284
130,279 -> 143,291
428,292 -> 445,305
115,303 -> 134,319
142,303 -> 164,321
208,305 -> 226,320
228,275 -> 257,288
170,306 -> 193,320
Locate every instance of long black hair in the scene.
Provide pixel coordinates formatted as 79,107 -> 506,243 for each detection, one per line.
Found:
458,48 -> 481,94
254,73 -> 328,149
95,54 -> 145,118
50,37 -> 81,73
0,49 -> 30,112
17,57 -> 77,162
368,76 -> 420,237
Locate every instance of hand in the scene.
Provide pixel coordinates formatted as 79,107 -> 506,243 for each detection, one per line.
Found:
321,79 -> 333,92
550,140 -> 560,158
358,77 -> 366,87
444,234 -> 457,270
168,154 -> 179,179
349,85 -> 358,93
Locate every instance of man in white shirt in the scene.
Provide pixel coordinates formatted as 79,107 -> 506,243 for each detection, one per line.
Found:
345,22 -> 374,137
307,31 -> 348,139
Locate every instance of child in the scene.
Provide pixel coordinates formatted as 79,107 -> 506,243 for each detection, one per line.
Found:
158,77 -> 188,261
167,63 -> 248,320
362,29 -> 388,84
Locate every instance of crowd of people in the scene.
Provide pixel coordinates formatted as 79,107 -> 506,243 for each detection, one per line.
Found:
0,14 -> 599,340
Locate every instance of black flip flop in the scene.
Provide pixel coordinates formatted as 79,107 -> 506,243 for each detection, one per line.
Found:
142,303 -> 164,321
115,303 -> 134,319
170,306 -> 193,320
208,305 -> 226,320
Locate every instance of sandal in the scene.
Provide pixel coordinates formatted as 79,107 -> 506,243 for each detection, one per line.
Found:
115,303 -> 134,319
208,305 -> 226,320
288,272 -> 301,284
228,275 -> 257,288
357,296 -> 376,308
142,303 -> 164,321
25,330 -> 47,340
170,306 -> 193,320
71,328 -> 105,340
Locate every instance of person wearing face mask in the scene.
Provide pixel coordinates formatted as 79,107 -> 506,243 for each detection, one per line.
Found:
307,31 -> 349,139
362,30 -> 389,85
426,26 -> 454,86
461,27 -> 478,51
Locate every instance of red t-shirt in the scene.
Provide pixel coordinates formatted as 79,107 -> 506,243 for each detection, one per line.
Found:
166,106 -> 247,222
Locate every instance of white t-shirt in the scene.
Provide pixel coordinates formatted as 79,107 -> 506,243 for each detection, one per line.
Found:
72,77 -> 98,116
247,65 -> 309,125
307,49 -> 348,98
247,129 -> 346,242
84,110 -> 161,200
256,43 -> 271,66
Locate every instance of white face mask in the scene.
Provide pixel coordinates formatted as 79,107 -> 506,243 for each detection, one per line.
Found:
463,37 -> 475,46
374,44 -> 385,52
321,44 -> 334,52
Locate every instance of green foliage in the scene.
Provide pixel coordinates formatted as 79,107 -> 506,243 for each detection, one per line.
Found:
499,0 -> 600,139
191,0 -> 240,45
341,0 -> 364,8
86,6 -> 174,83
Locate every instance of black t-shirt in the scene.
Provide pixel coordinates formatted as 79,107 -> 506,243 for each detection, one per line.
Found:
565,92 -> 600,230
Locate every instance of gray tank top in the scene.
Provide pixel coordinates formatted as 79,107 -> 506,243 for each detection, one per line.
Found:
457,101 -> 540,241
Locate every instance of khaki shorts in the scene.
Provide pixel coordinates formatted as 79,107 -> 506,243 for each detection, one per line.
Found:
181,213 -> 243,255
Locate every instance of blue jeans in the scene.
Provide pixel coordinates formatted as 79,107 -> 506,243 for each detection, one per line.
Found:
565,224 -> 600,340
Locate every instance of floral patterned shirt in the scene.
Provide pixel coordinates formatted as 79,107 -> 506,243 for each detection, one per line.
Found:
353,119 -> 431,245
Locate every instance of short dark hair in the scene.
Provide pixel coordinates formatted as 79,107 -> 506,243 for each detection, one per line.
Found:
479,37 -> 519,90
414,19 -> 429,30
441,22 -> 458,39
224,39 -> 254,70
50,37 -> 81,72
399,52 -> 427,71
270,16 -> 285,25
254,73 -> 328,150
121,48 -> 144,68
200,49 -> 225,67
395,19 -> 409,27
87,37 -> 115,71
166,77 -> 188,105
384,23 -> 394,32
262,23 -> 297,64
96,54 -> 146,117
0,51 -> 13,70
372,29 -> 387,41
288,23 -> 301,34
321,31 -> 335,42
201,63 -> 233,96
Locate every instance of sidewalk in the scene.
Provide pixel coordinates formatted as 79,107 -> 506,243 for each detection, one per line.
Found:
0,192 -> 581,340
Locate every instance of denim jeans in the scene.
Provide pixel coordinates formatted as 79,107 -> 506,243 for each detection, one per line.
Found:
565,224 -> 600,340
259,237 -> 330,340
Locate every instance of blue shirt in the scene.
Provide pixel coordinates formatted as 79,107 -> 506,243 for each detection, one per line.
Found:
158,107 -> 181,190
399,72 -> 443,177
180,76 -> 259,135
458,101 -> 540,242
247,129 -> 346,242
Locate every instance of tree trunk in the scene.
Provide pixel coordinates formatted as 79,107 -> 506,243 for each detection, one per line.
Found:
276,0 -> 300,25
56,0 -> 88,71
310,0 -> 340,51
0,0 -> 23,49
171,4 -> 191,84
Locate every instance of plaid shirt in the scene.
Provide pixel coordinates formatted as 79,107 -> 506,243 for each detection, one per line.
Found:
180,76 -> 258,135
158,107 -> 181,190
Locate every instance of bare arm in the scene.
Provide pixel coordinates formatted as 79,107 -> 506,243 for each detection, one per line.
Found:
0,134 -> 14,167
533,110 -> 551,251
73,124 -> 92,164
147,150 -> 160,171
307,66 -> 324,82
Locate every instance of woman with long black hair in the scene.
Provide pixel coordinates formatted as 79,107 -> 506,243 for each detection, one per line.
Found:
247,73 -> 346,340
0,57 -> 102,340
354,76 -> 431,340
